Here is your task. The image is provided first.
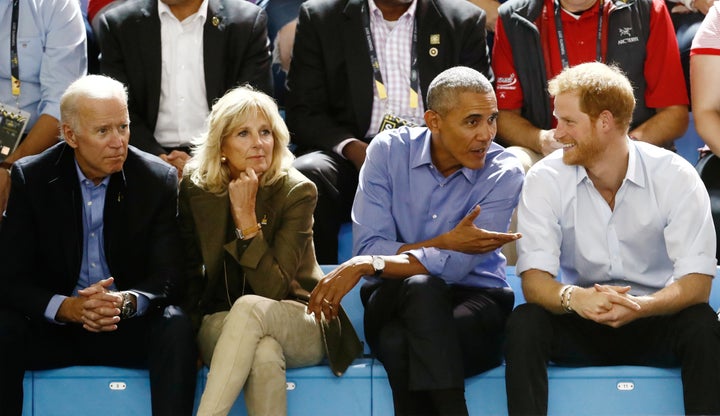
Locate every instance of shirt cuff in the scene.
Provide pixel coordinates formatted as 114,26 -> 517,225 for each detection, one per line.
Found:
127,290 -> 150,317
333,138 -> 361,158
403,247 -> 450,277
44,294 -> 68,324
674,256 -> 717,280
516,251 -> 559,277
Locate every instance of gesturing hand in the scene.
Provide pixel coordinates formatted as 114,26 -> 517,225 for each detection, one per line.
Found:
444,205 -> 521,254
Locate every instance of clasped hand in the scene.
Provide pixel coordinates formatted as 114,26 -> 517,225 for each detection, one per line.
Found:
443,205 -> 521,254
57,277 -> 124,333
574,284 -> 643,328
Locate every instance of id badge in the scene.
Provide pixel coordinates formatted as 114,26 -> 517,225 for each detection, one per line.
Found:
0,103 -> 29,162
378,113 -> 418,133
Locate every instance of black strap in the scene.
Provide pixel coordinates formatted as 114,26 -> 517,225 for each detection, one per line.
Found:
361,2 -> 419,108
554,0 -> 604,69
10,0 -> 20,97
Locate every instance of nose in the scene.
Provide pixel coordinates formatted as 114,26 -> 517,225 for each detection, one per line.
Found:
477,121 -> 494,143
249,131 -> 262,148
109,128 -> 127,148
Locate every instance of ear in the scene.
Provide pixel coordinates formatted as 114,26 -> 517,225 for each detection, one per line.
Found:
62,124 -> 78,149
424,109 -> 440,132
596,110 -> 613,132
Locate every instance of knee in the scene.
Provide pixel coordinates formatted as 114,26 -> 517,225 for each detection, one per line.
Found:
252,336 -> 285,370
154,306 -> 197,357
673,303 -> 720,343
228,295 -> 268,320
505,303 -> 551,346
292,153 -> 332,183
401,274 -> 449,303
158,306 -> 194,337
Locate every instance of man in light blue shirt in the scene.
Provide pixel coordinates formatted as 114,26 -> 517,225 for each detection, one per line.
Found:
0,0 -> 87,215
506,62 -> 720,415
308,66 -> 524,415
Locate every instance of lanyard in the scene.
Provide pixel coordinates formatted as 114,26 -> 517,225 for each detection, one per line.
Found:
554,0 -> 603,69
10,0 -> 20,97
361,3 -> 419,109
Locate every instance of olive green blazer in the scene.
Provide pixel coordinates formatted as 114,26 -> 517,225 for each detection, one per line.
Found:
179,167 -> 361,375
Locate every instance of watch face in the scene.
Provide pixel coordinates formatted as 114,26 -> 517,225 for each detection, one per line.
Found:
372,256 -> 385,272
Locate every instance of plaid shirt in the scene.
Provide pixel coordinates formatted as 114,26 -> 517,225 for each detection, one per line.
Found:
365,0 -> 424,137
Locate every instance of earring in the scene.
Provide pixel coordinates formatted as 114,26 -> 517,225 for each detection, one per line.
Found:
220,156 -> 227,163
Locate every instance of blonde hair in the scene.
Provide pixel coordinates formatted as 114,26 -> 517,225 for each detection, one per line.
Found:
185,86 -> 294,194
547,62 -> 635,131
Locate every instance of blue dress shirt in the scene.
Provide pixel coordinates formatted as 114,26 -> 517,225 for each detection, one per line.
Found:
352,126 -> 525,288
44,161 -> 148,322
0,0 -> 86,129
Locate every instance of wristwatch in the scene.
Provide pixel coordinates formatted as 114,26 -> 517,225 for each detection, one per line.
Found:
371,256 -> 385,277
119,292 -> 137,320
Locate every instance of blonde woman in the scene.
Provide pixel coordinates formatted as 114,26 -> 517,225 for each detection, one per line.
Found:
180,86 -> 359,416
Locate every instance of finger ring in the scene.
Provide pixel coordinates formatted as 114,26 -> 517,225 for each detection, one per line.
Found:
322,298 -> 331,304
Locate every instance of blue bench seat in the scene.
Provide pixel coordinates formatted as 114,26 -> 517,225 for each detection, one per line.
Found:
21,265 -> 719,415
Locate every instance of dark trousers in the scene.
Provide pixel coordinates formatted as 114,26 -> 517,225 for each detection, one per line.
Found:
504,302 -> 720,416
0,306 -> 198,416
361,275 -> 514,416
293,150 -> 358,264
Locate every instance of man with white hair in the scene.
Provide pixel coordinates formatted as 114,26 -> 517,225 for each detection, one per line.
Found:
0,75 -> 197,416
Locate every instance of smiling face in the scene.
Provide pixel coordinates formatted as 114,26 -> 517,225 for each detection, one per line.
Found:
220,114 -> 275,179
426,91 -> 498,176
63,95 -> 129,184
553,91 -> 606,167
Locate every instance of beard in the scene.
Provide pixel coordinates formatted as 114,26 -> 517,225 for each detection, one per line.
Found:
562,129 -> 605,167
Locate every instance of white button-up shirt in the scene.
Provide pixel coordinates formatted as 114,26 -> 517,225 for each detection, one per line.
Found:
517,139 -> 717,295
155,0 -> 210,149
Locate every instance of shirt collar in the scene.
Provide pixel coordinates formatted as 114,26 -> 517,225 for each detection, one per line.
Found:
74,159 -> 110,188
368,0 -> 417,22
158,0 -> 209,24
575,137 -> 643,187
624,137 -> 645,187
410,128 -> 482,182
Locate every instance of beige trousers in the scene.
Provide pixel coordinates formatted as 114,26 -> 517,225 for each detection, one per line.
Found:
196,295 -> 324,416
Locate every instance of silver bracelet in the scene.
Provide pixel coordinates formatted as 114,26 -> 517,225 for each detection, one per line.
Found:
563,286 -> 575,313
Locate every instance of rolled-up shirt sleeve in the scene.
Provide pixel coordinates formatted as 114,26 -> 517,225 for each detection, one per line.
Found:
354,130 -> 524,286
516,163 -> 562,277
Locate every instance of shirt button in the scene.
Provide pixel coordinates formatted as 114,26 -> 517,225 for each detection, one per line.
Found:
432,214 -> 438,219
91,263 -> 96,268
87,201 -> 92,206
90,233 -> 95,238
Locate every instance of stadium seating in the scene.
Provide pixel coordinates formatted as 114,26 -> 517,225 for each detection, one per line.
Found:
20,265 -> 720,415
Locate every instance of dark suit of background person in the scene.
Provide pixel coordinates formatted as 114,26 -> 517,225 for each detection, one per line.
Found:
97,0 -> 273,157
0,143 -> 197,413
285,0 -> 492,264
